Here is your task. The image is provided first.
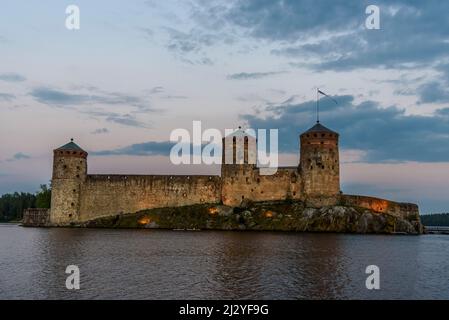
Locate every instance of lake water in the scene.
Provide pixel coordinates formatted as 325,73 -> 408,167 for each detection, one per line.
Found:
0,223 -> 448,299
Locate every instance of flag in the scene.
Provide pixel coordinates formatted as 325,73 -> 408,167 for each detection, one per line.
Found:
318,89 -> 338,104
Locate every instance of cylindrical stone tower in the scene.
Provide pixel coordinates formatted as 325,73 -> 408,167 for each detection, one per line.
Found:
50,139 -> 87,225
221,127 -> 257,172
221,127 -> 257,206
300,122 -> 340,198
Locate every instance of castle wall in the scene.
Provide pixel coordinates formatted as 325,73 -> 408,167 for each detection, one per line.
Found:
22,208 -> 50,227
221,166 -> 302,206
78,174 -> 221,221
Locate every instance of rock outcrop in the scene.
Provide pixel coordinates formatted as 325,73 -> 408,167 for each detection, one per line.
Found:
80,200 -> 423,234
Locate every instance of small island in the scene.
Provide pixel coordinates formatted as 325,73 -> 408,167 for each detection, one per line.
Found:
22,122 -> 423,234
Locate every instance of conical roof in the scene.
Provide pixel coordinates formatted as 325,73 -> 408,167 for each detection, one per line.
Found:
302,122 -> 338,135
55,139 -> 85,152
224,127 -> 256,139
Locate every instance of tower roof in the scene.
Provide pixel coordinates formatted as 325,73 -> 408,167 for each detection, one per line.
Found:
224,127 -> 256,139
302,122 -> 338,135
55,139 -> 85,152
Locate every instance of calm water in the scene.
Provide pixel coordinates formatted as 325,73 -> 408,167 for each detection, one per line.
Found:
0,224 -> 448,299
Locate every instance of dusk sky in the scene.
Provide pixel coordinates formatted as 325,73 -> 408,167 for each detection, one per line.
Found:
1,0 -> 449,213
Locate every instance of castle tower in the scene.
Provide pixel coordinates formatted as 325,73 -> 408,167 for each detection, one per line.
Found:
221,128 -> 257,205
49,139 -> 87,225
221,127 -> 256,171
300,123 -> 340,200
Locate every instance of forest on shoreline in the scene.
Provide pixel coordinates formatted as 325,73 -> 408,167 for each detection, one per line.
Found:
0,185 -> 51,222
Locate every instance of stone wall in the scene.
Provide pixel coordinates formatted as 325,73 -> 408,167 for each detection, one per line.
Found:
22,208 -> 50,227
221,166 -> 302,206
78,174 -> 221,221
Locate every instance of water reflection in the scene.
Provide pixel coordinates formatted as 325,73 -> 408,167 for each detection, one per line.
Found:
0,224 -> 447,299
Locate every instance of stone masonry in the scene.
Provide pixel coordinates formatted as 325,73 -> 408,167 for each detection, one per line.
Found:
44,123 -> 419,226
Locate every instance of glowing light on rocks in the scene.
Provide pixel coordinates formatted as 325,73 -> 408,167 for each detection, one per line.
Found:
264,211 -> 274,218
208,207 -> 218,215
138,216 -> 151,225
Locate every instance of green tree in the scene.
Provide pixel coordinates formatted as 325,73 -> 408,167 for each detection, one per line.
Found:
0,184 -> 52,222
35,184 -> 51,208
0,192 -> 36,222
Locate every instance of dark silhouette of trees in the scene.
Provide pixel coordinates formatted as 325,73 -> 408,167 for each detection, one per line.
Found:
36,184 -> 51,209
420,213 -> 449,226
0,184 -> 51,222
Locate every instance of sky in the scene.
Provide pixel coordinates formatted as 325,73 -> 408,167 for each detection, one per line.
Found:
1,0 -> 449,213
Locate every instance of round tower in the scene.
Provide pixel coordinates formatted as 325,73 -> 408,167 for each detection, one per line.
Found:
300,123 -> 340,199
221,127 -> 257,171
221,128 -> 257,206
50,139 -> 87,225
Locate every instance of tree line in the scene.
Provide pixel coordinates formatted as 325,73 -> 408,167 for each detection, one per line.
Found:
420,213 -> 449,226
0,185 -> 51,222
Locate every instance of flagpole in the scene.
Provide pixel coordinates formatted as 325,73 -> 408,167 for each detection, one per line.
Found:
316,88 -> 337,124
316,88 -> 320,123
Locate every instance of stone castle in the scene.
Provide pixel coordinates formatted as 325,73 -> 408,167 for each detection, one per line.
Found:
28,121 -> 419,227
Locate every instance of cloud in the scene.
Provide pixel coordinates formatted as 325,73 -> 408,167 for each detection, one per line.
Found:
148,86 -> 164,94
159,8 -> 236,65
140,27 -> 154,39
0,93 -> 15,101
83,110 -> 150,128
160,95 -> 188,100
188,1 -> 449,72
6,152 -> 31,162
28,86 -> 156,128
91,140 -> 221,157
146,86 -> 187,99
30,87 -> 150,110
226,0 -> 361,41
91,141 -> 176,156
31,87 -> 89,105
105,114 -> 149,128
227,71 -> 287,80
0,73 -> 26,82
417,81 -> 449,104
241,94 -> 449,162
91,128 -> 109,135
162,27 -> 217,65
441,63 -> 449,83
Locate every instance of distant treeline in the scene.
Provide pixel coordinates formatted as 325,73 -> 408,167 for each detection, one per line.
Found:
0,185 -> 51,222
420,213 -> 449,226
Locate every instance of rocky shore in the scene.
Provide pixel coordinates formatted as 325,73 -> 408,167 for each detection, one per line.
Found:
80,200 -> 423,234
